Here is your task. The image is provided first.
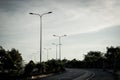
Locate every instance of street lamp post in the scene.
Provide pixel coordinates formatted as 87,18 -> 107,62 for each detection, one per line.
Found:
52,43 -> 58,60
44,48 -> 51,60
29,11 -> 52,63
53,35 -> 66,60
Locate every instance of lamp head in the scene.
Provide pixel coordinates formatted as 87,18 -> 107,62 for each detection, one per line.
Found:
29,13 -> 33,15
64,35 -> 67,36
53,35 -> 56,36
48,11 -> 52,14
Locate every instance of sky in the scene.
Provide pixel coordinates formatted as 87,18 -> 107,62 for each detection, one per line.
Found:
0,0 -> 120,62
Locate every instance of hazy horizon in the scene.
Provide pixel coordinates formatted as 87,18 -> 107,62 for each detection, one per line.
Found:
0,0 -> 120,62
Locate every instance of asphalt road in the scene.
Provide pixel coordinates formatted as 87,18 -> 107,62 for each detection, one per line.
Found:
33,68 -> 120,80
38,68 -> 92,80
88,69 -> 120,80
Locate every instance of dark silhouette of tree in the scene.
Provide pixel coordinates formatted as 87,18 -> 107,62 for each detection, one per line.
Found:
35,59 -> 65,74
0,46 -> 15,71
105,46 -> 120,72
0,46 -> 8,72
84,51 -> 102,62
8,48 -> 23,71
65,46 -> 120,69
46,59 -> 62,73
36,62 -> 47,74
0,46 -> 23,80
83,51 -> 103,68
65,51 -> 104,68
24,60 -> 35,76
65,59 -> 83,68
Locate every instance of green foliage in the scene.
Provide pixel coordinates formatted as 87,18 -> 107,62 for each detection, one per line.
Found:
46,59 -> 65,73
36,62 -> 47,73
105,46 -> 120,69
8,48 -> 23,70
84,51 -> 103,62
0,46 -> 23,79
0,46 -> 23,71
0,46 -> 65,79
34,59 -> 65,74
65,46 -> 120,69
24,60 -> 35,76
1,45 -> 120,79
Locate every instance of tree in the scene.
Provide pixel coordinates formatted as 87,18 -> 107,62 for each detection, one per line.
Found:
24,60 -> 35,76
0,46 -> 8,71
83,51 -> 103,68
0,46 -> 23,73
36,62 -> 47,74
84,51 -> 102,62
8,48 -> 23,71
105,46 -> 120,71
35,59 -> 65,74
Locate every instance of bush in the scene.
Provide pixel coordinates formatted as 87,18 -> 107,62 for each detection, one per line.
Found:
24,60 -> 35,77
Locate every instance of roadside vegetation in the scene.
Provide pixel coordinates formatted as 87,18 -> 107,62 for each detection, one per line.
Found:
0,46 -> 120,80
0,46 -> 23,80
64,46 -> 120,73
0,46 -> 65,80
24,59 -> 65,78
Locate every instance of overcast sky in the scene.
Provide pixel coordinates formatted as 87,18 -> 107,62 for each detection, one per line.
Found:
0,0 -> 120,62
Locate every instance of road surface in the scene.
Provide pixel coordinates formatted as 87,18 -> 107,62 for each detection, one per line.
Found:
88,69 -> 120,80
34,68 -> 92,80
32,68 -> 119,80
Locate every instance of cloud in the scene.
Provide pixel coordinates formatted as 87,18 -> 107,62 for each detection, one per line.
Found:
0,0 -> 24,12
62,25 -> 120,59
0,0 -> 120,62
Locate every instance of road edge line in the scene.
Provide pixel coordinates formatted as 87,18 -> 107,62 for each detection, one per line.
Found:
86,72 -> 95,80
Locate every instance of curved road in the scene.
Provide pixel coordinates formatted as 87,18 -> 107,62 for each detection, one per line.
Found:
33,68 -> 118,80
88,69 -> 119,80
37,68 -> 92,80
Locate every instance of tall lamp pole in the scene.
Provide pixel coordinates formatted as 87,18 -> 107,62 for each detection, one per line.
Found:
29,11 -> 52,63
53,35 -> 66,60
52,43 -> 58,60
44,48 -> 51,61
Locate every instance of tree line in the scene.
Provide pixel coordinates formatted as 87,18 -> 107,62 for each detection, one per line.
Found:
24,59 -> 65,77
0,46 -> 23,79
64,46 -> 120,72
0,46 -> 120,79
0,46 -> 65,80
